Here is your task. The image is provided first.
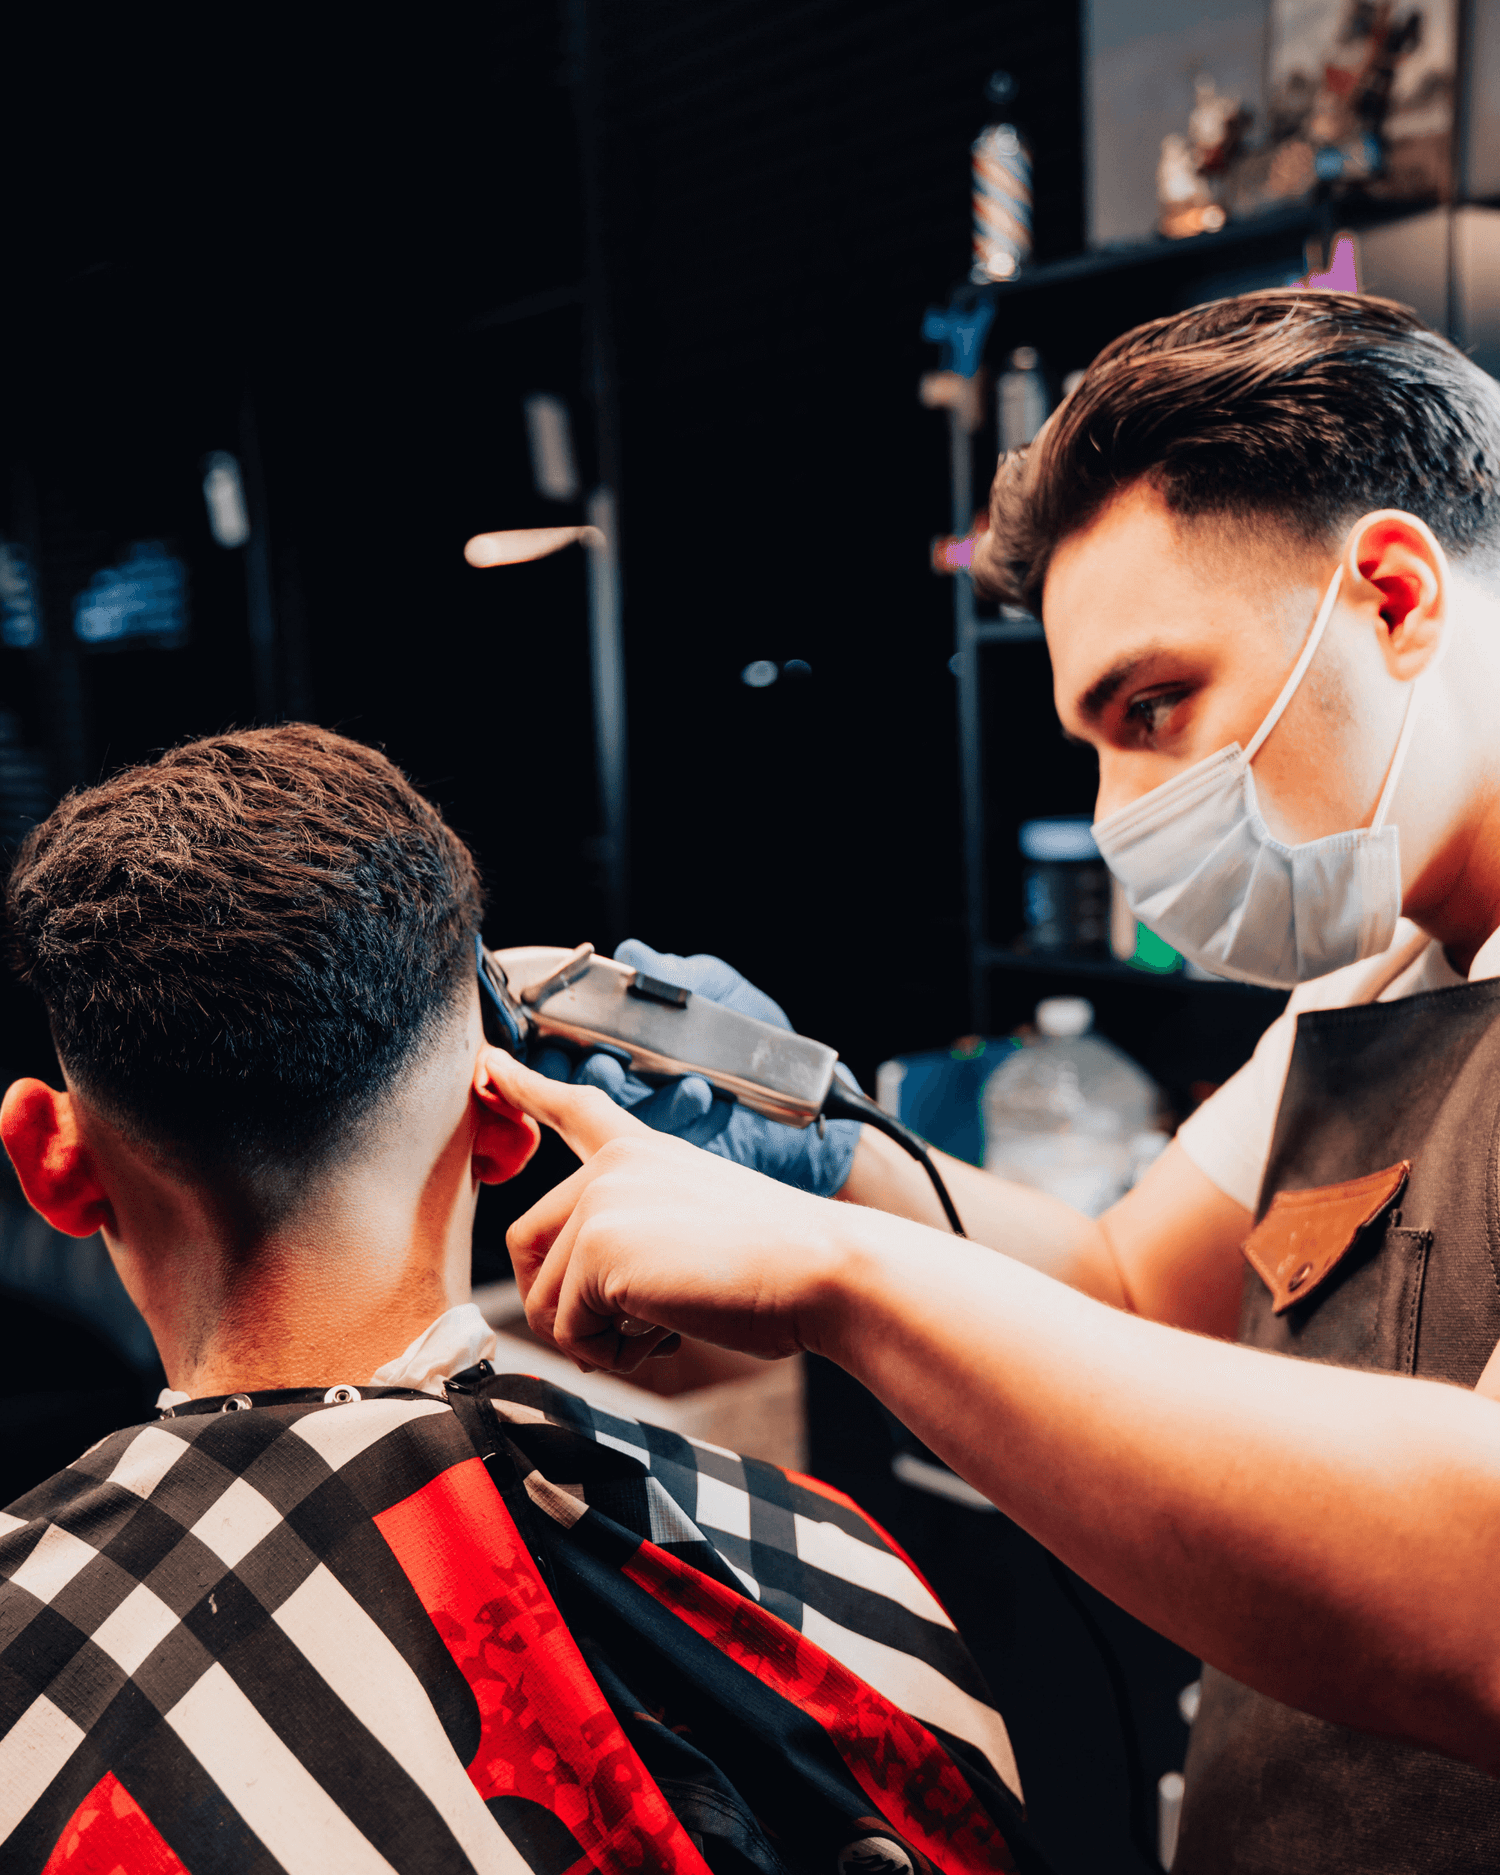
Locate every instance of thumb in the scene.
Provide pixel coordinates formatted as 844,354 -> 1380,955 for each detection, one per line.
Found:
476,1046 -> 652,1159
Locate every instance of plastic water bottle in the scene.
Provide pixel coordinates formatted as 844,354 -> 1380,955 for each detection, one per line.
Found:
982,998 -> 1160,1216
997,347 -> 1051,454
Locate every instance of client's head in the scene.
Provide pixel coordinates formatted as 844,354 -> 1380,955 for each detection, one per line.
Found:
9,722 -> 486,1186
1,724 -> 538,1390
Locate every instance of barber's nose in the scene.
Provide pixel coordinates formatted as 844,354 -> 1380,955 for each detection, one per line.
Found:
1095,753 -> 1177,824
1093,759 -> 1131,824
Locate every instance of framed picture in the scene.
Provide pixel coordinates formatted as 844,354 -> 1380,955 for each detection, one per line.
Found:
1086,0 -> 1459,247
1254,0 -> 1457,204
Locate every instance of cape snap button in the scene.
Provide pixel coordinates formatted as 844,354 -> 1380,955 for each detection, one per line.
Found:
323,1385 -> 362,1405
219,1394 -> 253,1412
1286,1262 -> 1314,1294
837,1840 -> 914,1874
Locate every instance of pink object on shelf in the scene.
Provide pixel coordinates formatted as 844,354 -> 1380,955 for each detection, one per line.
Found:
1300,234 -> 1359,293
932,534 -> 976,573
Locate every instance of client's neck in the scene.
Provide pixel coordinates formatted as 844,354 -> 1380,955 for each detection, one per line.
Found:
105,1123 -> 479,1400
141,1236 -> 469,1399
53,1001 -> 524,1400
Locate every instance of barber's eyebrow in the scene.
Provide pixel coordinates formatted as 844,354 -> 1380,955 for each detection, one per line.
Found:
1076,646 -> 1171,724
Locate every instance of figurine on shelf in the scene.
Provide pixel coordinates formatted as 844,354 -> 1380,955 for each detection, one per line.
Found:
1188,74 -> 1250,178
1157,74 -> 1247,238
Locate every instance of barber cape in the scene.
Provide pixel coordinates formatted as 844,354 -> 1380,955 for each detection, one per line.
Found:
0,1364 -> 1040,1875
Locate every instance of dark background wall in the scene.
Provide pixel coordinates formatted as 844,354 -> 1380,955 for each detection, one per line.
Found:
0,0 -> 1117,1281
0,14 -> 1209,1869
595,0 -> 1087,1054
1,0 -> 1088,1098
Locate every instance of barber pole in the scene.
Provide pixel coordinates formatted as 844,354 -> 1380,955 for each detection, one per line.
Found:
970,120 -> 1031,283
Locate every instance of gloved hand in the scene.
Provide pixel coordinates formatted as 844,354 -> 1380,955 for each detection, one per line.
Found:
532,939 -> 862,1197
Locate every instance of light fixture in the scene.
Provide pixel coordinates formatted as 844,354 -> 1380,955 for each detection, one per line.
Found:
523,395 -> 581,502
201,453 -> 251,549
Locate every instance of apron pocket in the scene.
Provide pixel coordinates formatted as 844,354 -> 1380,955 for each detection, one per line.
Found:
1241,1220 -> 1431,1373
1243,1161 -> 1409,1314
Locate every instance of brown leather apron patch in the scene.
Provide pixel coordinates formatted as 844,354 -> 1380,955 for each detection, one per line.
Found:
1243,1160 -> 1410,1315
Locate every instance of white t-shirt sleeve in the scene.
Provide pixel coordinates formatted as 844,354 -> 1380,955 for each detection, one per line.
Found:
1175,1007 -> 1299,1213
1174,921 -> 1439,1214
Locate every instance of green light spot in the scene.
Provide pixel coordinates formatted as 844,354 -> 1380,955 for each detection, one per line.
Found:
1130,922 -> 1181,975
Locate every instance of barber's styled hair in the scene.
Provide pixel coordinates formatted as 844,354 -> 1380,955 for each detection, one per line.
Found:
976,290 -> 1500,611
6,724 -> 485,1180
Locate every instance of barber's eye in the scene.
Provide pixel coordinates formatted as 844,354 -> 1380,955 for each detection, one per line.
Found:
1125,689 -> 1187,738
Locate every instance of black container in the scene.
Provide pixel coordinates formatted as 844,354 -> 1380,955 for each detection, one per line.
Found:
1020,816 -> 1110,954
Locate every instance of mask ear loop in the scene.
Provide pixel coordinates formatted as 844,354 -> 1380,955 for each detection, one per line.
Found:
1372,549 -> 1452,829
1370,668 -> 1424,831
1243,564 -> 1344,763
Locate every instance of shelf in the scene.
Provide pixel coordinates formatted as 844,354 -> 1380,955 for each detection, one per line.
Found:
949,194 -> 1460,307
973,616 -> 1042,644
975,943 -> 1286,1001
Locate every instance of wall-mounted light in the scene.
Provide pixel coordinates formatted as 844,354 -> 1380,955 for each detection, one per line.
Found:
74,543 -> 188,647
201,452 -> 251,549
523,395 -> 581,502
0,543 -> 42,649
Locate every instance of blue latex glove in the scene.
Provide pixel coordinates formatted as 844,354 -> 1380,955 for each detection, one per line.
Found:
532,939 -> 862,1197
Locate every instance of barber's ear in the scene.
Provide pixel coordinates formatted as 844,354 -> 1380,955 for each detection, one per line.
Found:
470,1056 -> 542,1185
1344,510 -> 1448,681
0,1080 -> 115,1238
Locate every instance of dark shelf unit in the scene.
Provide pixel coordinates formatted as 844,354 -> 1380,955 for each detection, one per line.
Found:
961,193 -> 1454,305
977,944 -> 1281,997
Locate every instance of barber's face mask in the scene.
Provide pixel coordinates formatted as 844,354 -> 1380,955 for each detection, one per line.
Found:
1091,564 -> 1424,989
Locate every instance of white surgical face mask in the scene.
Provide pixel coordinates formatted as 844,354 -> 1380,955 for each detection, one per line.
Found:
1091,563 -> 1424,989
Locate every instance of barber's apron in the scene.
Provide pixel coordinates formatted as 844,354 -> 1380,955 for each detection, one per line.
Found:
1174,976 -> 1500,1874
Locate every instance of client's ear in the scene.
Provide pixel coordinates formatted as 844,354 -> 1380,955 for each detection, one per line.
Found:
470,1056 -> 542,1185
0,1080 -> 116,1237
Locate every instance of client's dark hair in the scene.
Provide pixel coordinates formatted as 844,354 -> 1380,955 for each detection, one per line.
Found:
976,290 -> 1500,612
6,724 -> 485,1180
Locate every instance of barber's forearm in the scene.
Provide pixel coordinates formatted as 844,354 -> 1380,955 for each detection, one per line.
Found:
836,1126 -> 1129,1306
812,1211 -> 1500,1771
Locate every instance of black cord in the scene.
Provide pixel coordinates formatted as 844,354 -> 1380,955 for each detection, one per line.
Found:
1041,1552 -> 1161,1873
821,1081 -> 967,1236
832,1075 -> 1159,1866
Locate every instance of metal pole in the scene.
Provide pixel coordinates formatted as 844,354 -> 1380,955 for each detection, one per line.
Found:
568,0 -> 629,943
239,392 -> 278,723
949,409 -> 989,1033
585,487 -> 628,940
13,465 -> 87,795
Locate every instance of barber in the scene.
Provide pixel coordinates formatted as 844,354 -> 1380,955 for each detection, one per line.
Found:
478,291 -> 1500,1874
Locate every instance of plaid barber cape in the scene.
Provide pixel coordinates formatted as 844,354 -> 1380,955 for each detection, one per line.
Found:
0,1364 -> 1046,1875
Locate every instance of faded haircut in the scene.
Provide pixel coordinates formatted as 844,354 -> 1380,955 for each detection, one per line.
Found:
974,291 -> 1500,613
6,724 -> 485,1185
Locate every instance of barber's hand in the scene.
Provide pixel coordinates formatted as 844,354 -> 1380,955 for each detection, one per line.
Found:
479,1048 -> 848,1372
531,938 -> 861,1197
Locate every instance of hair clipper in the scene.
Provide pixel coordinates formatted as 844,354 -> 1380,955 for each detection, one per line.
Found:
476,938 -> 964,1233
